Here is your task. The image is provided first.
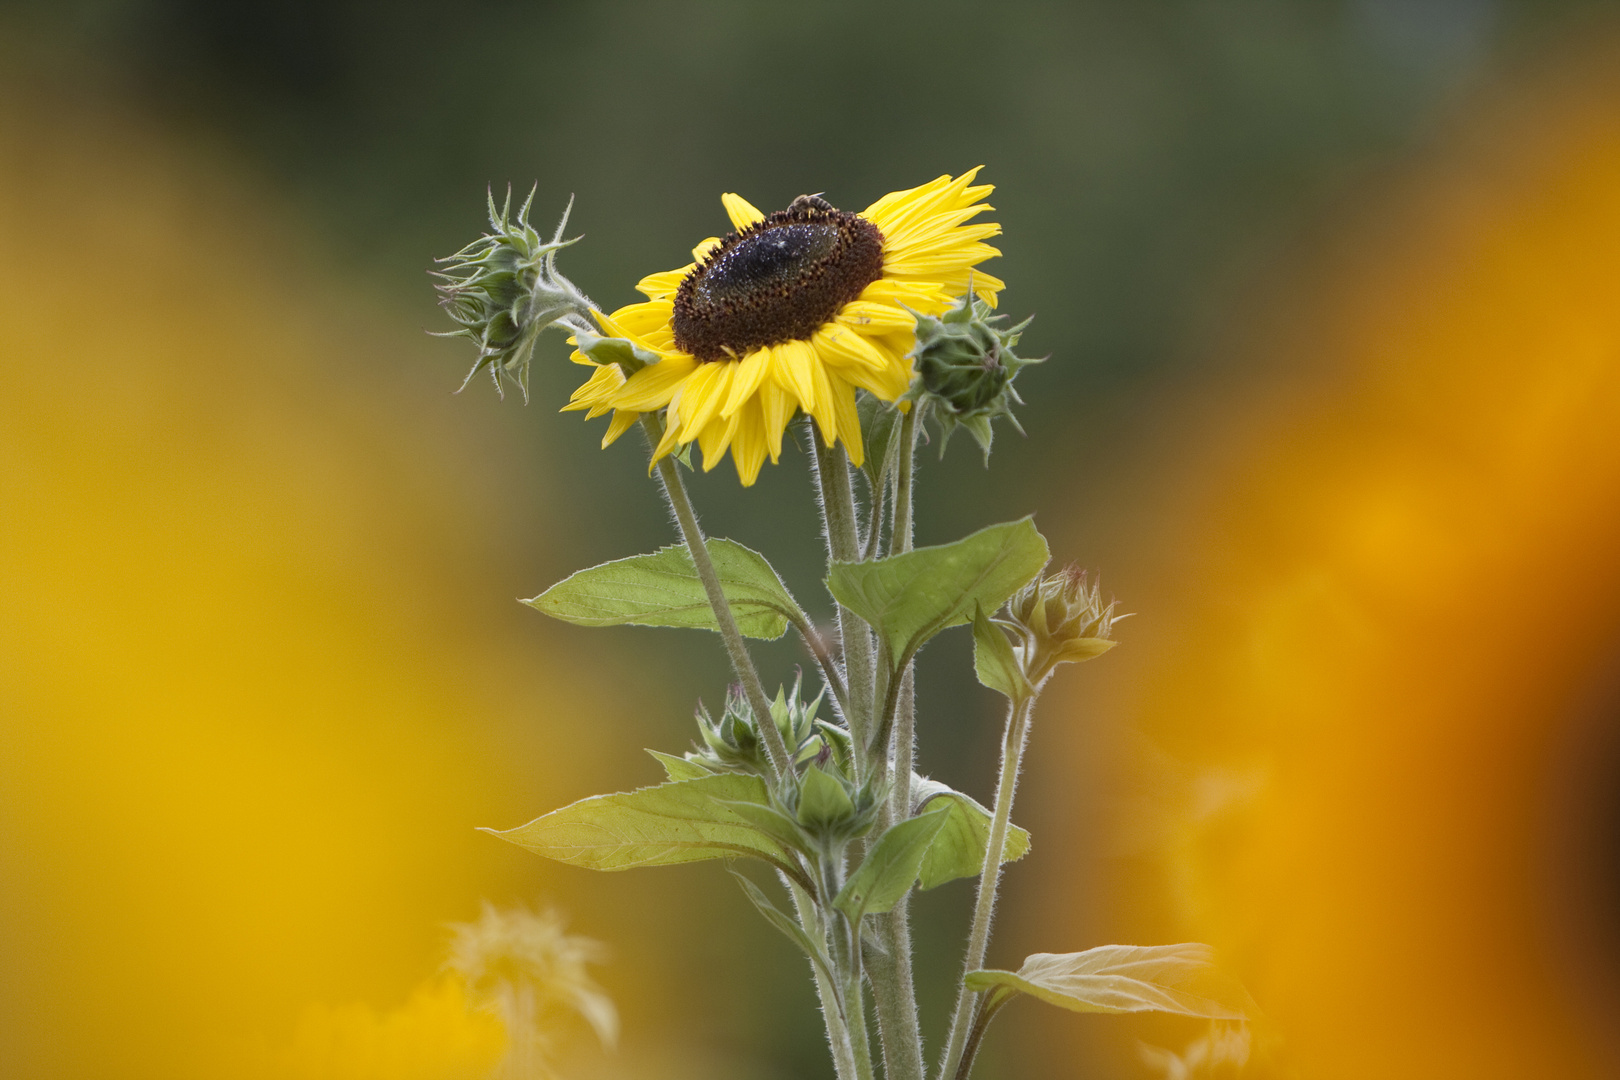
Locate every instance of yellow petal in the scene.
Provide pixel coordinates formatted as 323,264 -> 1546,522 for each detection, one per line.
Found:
677,360 -> 731,440
836,301 -> 916,334
604,299 -> 675,338
722,347 -> 771,417
636,267 -> 690,299
602,408 -> 640,447
611,355 -> 699,411
807,351 -> 838,447
731,402 -> 769,486
830,375 -> 864,467
650,408 -> 684,468
698,410 -> 741,472
721,193 -> 766,230
692,236 -> 722,263
563,363 -> 625,415
812,325 -> 888,371
774,340 -> 818,412
757,379 -> 794,461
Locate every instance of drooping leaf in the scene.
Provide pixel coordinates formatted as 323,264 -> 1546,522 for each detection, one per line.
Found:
487,774 -> 798,876
835,803 -> 951,921
526,540 -> 802,640
645,749 -> 713,782
964,943 -> 1257,1020
913,777 -> 1031,890
826,518 -> 1048,666
972,602 -> 1031,701
729,869 -> 835,985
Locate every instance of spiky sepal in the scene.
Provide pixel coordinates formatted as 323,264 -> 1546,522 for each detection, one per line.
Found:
432,187 -> 595,399
903,292 -> 1042,462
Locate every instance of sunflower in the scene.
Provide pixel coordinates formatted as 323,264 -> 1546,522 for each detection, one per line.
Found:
563,169 -> 1004,485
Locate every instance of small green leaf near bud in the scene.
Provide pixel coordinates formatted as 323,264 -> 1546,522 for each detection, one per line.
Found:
834,802 -> 952,921
856,393 -> 906,491
729,869 -> 836,985
973,601 -> 1032,701
647,749 -> 713,782
795,764 -> 857,829
573,330 -> 660,376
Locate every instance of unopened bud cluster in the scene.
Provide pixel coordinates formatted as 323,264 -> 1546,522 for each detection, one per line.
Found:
433,188 -> 595,398
685,679 -> 881,849
905,292 -> 1040,460
1003,566 -> 1121,681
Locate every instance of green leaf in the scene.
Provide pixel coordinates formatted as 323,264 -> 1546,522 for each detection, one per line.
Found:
645,749 -> 713,782
795,764 -> 855,828
964,944 -> 1257,1020
573,330 -> 660,375
526,539 -> 802,640
972,602 -> 1031,701
835,803 -> 951,921
913,777 -> 1031,890
487,774 -> 798,876
1053,637 -> 1117,664
721,799 -> 812,855
729,869 -> 835,986
826,518 -> 1048,666
856,394 -> 904,490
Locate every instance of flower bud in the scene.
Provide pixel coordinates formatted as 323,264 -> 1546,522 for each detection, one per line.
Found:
433,187 -> 595,399
689,676 -> 834,777
1003,566 -> 1123,680
905,292 -> 1041,461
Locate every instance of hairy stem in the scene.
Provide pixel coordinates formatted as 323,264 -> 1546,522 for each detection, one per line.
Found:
938,692 -> 1037,1080
868,408 -> 925,1080
809,433 -> 875,775
650,431 -> 792,778
792,616 -> 851,722
790,882 -> 863,1080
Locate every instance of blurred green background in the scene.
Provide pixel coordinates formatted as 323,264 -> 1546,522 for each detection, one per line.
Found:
3,1 -> 1617,1078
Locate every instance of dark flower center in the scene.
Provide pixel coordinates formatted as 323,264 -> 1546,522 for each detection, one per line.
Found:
672,195 -> 885,361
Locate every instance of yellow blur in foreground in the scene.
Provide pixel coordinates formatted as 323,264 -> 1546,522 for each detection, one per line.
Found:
0,75 -> 606,1078
276,978 -> 505,1080
1099,38 -> 1620,1080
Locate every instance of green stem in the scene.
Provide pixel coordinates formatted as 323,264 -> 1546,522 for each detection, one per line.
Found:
938,691 -> 1038,1080
648,424 -> 792,779
889,408 -> 920,814
809,433 -> 875,777
867,408 -> 924,1080
790,882 -> 863,1080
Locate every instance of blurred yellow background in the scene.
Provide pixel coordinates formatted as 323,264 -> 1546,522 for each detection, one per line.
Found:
3,5 -> 1620,1079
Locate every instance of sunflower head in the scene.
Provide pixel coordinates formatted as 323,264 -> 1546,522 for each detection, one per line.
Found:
907,292 -> 1040,462
576,170 -> 1007,485
433,187 -> 594,398
672,194 -> 885,361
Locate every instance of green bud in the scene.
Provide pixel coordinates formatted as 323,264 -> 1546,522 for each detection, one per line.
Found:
432,187 -> 596,399
904,292 -> 1041,462
775,760 -> 884,847
1002,566 -> 1123,681
688,676 -> 828,777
